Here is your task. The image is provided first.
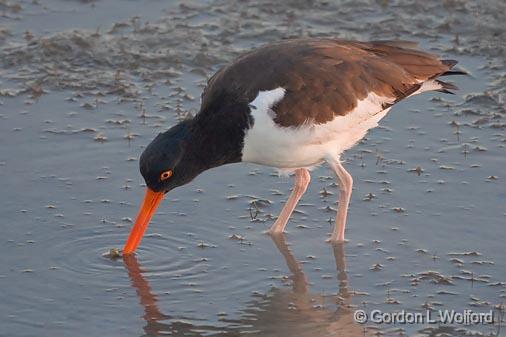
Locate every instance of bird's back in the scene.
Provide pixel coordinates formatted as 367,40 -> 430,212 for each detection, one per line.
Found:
200,38 -> 459,127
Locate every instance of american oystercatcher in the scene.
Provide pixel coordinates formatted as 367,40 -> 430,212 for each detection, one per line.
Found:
123,38 -> 464,254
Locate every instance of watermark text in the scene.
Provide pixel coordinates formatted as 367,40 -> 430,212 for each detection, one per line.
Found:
353,309 -> 495,325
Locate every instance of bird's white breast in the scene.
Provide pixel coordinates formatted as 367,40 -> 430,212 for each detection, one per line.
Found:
241,87 -> 392,170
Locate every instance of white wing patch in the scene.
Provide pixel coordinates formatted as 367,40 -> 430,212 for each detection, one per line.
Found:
411,79 -> 444,96
250,87 -> 286,112
242,87 -> 393,169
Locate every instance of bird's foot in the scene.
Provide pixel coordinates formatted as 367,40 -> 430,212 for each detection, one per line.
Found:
326,236 -> 348,245
263,228 -> 285,236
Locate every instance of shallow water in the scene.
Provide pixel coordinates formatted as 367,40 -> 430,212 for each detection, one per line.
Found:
0,1 -> 505,337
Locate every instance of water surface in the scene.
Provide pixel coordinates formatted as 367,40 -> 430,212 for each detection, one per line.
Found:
0,1 -> 504,336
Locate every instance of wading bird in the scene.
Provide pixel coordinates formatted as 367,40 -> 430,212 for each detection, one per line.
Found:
123,38 -> 464,254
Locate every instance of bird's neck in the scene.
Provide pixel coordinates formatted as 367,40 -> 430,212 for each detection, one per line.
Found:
186,99 -> 253,171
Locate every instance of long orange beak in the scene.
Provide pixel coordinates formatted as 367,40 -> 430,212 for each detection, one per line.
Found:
123,188 -> 165,255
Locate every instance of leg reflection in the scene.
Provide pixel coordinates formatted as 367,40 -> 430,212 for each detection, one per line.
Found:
270,233 -> 309,294
269,235 -> 371,337
332,242 -> 350,306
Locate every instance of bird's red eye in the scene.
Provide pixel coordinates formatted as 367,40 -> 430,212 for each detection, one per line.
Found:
160,170 -> 173,181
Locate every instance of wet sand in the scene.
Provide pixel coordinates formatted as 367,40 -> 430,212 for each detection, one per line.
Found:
0,1 -> 504,336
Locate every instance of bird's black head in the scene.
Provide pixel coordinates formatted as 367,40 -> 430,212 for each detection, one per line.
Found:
124,93 -> 250,255
139,119 -> 199,193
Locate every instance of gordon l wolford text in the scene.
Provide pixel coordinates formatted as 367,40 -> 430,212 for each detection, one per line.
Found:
370,309 -> 494,325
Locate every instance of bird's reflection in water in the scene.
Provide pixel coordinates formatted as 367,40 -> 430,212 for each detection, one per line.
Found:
123,235 -> 371,337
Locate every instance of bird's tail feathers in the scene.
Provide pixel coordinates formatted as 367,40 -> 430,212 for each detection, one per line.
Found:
434,79 -> 459,95
439,59 -> 468,77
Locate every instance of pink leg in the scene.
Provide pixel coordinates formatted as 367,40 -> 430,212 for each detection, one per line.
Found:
327,158 -> 353,243
269,168 -> 311,234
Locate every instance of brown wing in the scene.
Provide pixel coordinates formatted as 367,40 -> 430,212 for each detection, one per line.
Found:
201,38 -> 457,127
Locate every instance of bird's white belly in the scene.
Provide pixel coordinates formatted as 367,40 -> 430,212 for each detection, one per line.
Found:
241,88 -> 390,169
243,136 -> 334,168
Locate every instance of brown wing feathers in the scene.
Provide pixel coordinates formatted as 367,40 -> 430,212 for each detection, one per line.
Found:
363,41 -> 463,95
200,39 -> 465,127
